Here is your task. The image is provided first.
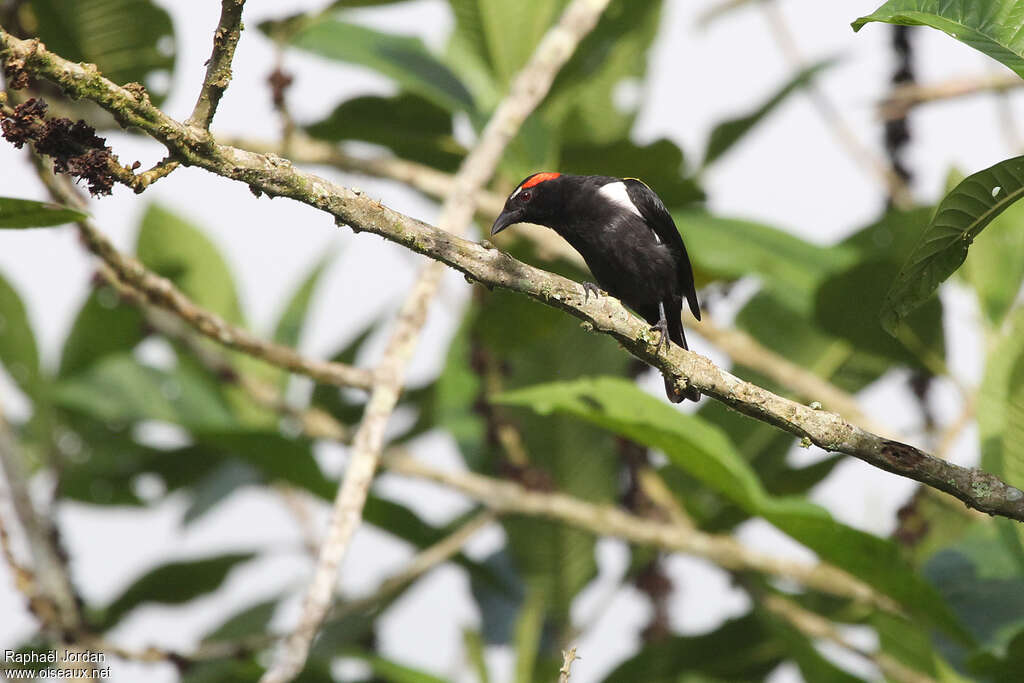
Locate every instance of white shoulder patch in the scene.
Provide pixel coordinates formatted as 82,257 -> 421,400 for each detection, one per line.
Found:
599,181 -> 643,219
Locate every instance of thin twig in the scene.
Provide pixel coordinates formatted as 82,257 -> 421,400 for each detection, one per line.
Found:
261,2 -> 613,680
4,27 -> 1024,520
762,593 -> 936,683
382,453 -> 898,610
558,646 -> 579,682
880,72 -> 1023,121
0,413 -> 81,632
188,0 -> 247,130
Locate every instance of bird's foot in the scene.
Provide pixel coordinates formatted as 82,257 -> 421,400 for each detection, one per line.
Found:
582,281 -> 603,304
651,317 -> 670,357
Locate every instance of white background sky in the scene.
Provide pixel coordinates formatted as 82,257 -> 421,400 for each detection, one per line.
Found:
0,1 -> 1018,681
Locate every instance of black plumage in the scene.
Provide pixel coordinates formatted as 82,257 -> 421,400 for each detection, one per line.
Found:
491,172 -> 701,402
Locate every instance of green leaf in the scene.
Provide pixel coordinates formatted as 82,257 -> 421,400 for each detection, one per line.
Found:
496,377 -> 966,637
0,197 -> 87,228
26,0 -> 176,102
446,0 -> 567,96
54,354 -> 236,429
817,259 -> 946,369
272,254 -> 331,349
879,155 -> 1024,335
306,93 -> 465,172
97,553 -> 254,629
922,522 -> 1024,670
348,652 -> 448,683
135,204 -> 245,325
960,190 -> 1024,328
679,210 -> 858,313
545,0 -> 663,145
463,629 -> 491,683
202,597 -> 279,642
0,271 -> 42,399
703,59 -> 836,167
58,285 -> 146,378
601,614 -> 783,682
287,18 -> 474,112
513,589 -> 546,683
979,308 -> 1024,556
853,2 -> 1024,79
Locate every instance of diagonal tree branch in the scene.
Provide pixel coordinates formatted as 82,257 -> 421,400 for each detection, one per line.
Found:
89,253 -> 898,614
222,134 -> 888,433
188,0 -> 247,130
1,27 -> 1022,520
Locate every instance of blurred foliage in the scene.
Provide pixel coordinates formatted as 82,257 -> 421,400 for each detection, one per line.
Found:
2,0 -> 1024,682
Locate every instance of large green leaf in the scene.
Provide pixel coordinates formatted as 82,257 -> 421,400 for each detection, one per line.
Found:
960,187 -> 1024,328
470,286 -> 628,622
979,308 -> 1024,556
272,254 -> 331,349
0,271 -> 42,400
287,18 -> 474,113
923,522 -> 1024,674
54,354 -> 236,429
679,210 -> 858,312
58,284 -> 147,378
879,155 -> 1024,335
446,0 -> 566,97
496,376 -> 965,637
348,653 -> 448,683
306,93 -> 465,172
135,204 -> 245,325
601,614 -> 784,682
0,197 -> 87,228
817,259 -> 946,368
95,552 -> 254,630
703,59 -> 835,167
545,0 -> 662,145
25,0 -> 176,102
853,2 -> 1024,79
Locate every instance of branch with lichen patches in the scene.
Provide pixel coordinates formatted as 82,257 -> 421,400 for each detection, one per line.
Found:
188,0 -> 246,130
0,95 -> 176,194
2,26 -> 1022,521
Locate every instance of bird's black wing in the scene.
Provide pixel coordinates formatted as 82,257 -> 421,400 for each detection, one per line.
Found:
623,178 -> 701,321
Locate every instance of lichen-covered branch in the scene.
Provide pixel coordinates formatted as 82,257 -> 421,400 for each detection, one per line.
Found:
187,0 -> 246,130
880,72 -> 1023,121
383,453 -> 896,610
2,27 -> 1022,521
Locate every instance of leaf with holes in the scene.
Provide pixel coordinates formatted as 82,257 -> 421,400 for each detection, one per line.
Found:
879,155 -> 1024,335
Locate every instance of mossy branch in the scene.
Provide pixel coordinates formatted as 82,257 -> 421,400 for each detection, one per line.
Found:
1,27 -> 1022,523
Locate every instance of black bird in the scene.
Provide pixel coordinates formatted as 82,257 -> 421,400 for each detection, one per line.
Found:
491,172 -> 701,402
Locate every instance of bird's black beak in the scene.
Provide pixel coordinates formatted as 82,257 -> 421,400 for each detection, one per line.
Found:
490,209 -> 522,236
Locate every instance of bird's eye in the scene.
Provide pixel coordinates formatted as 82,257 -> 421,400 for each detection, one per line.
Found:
519,191 -> 532,202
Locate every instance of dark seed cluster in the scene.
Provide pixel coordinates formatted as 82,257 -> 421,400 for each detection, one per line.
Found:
0,98 -> 116,195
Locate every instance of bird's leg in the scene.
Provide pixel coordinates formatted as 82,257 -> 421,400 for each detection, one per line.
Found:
582,281 -> 603,304
652,301 -> 670,356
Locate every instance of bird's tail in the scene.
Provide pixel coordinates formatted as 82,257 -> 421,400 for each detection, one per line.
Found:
663,298 -> 700,403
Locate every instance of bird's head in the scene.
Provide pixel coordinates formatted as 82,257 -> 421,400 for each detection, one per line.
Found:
490,172 -> 565,236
